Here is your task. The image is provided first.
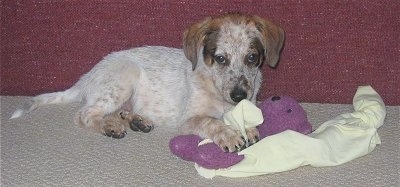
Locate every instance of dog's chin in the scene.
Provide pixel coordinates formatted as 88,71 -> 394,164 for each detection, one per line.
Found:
224,95 -> 249,105
226,98 -> 239,105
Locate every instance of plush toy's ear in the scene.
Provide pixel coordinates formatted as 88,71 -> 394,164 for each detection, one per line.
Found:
254,16 -> 285,68
183,17 -> 212,70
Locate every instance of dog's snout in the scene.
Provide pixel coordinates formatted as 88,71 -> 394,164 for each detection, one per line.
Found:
230,87 -> 247,103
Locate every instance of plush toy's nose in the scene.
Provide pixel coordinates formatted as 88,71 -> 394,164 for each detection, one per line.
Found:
271,96 -> 281,101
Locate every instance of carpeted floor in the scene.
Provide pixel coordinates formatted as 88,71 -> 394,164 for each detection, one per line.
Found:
1,96 -> 399,186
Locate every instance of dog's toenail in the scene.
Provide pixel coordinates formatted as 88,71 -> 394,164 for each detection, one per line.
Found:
235,145 -> 243,152
223,146 -> 229,152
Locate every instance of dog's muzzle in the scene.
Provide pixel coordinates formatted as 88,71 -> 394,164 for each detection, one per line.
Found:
230,87 -> 248,103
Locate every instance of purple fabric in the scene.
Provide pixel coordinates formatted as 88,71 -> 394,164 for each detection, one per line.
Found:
194,143 -> 244,169
257,96 -> 312,138
169,134 -> 201,161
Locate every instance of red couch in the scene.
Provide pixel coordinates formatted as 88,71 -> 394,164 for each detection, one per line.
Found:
2,0 -> 399,105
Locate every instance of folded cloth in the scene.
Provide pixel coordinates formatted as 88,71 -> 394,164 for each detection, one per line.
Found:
196,86 -> 386,178
222,99 -> 264,141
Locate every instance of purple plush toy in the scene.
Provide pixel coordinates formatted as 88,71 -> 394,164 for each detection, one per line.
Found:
169,96 -> 312,169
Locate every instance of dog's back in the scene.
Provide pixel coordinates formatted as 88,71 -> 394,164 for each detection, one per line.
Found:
11,46 -> 193,126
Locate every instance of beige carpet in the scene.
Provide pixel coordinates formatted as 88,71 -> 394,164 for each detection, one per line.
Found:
1,96 -> 399,186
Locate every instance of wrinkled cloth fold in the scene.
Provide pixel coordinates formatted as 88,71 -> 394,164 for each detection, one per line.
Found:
196,86 -> 386,178
223,99 -> 264,140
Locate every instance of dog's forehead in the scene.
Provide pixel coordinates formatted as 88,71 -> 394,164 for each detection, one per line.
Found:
215,21 -> 260,56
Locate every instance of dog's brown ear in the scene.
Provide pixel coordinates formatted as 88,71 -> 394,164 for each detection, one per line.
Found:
254,16 -> 285,68
183,17 -> 212,70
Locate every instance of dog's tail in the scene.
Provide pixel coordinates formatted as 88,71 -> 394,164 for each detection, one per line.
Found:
10,87 -> 82,119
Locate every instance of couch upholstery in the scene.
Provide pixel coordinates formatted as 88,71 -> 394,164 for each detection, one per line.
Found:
1,0 -> 399,105
1,1 -> 399,186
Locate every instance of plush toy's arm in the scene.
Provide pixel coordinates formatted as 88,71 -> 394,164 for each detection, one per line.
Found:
193,142 -> 244,169
169,134 -> 202,161
170,134 -> 244,169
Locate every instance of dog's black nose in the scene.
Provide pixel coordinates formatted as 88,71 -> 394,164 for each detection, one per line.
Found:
230,88 -> 247,103
271,96 -> 281,101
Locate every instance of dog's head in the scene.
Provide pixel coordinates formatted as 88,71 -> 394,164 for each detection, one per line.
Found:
183,13 -> 285,104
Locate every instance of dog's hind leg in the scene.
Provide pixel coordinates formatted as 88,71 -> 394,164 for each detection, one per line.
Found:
75,84 -> 134,139
77,92 -> 155,138
74,62 -> 155,138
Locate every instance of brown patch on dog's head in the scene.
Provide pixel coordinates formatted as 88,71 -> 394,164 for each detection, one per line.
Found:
183,17 -> 213,70
202,29 -> 220,68
246,38 -> 265,68
252,16 -> 285,68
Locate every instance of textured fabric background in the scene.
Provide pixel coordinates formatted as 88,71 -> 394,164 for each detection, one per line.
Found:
1,96 -> 399,186
1,0 -> 399,105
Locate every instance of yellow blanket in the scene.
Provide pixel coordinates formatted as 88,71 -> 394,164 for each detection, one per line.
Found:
196,86 -> 386,178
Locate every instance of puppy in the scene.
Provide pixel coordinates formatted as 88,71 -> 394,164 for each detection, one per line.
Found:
11,13 -> 284,152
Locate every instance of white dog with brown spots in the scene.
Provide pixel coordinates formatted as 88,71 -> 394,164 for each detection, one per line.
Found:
11,13 -> 284,152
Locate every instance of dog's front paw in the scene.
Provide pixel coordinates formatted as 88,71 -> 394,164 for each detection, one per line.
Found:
213,127 -> 246,152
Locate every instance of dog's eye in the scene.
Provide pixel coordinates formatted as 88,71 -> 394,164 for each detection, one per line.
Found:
214,55 -> 226,64
287,109 -> 293,113
247,54 -> 258,64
